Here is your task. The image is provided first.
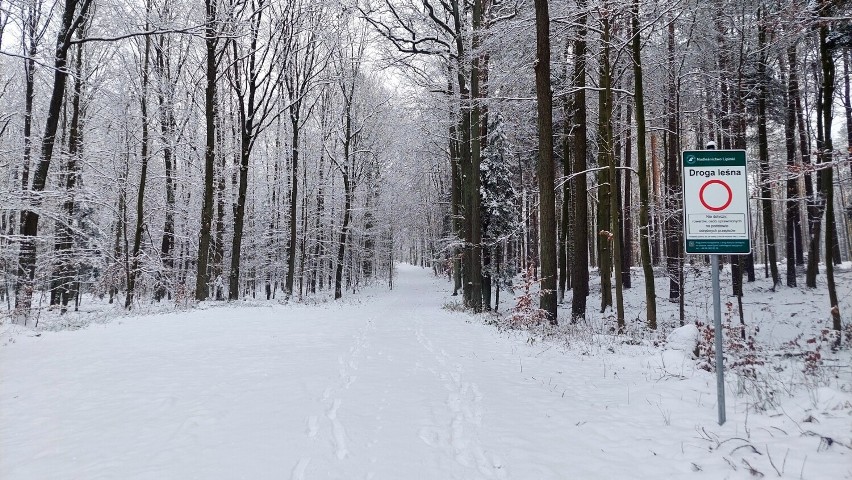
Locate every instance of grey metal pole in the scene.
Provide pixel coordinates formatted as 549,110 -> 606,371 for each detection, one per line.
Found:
711,254 -> 726,425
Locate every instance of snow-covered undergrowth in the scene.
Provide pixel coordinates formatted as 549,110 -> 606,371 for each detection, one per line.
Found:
1,264 -> 850,479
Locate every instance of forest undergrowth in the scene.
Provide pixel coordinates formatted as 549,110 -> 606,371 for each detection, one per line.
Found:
479,261 -> 852,418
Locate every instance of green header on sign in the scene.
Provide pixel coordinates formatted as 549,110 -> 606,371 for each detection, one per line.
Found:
682,150 -> 746,167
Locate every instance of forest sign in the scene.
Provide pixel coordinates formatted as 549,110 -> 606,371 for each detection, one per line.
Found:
681,150 -> 752,255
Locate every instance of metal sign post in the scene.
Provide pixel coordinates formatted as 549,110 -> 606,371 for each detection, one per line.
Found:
710,254 -> 725,425
682,148 -> 751,426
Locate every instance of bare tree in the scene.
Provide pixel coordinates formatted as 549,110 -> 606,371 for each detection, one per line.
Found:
125,0 -> 154,309
226,0 -> 286,300
283,1 -> 328,298
15,0 -> 94,318
195,0 -> 221,301
51,14 -> 88,312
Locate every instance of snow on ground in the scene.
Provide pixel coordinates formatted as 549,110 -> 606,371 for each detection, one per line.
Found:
1,264 -> 850,479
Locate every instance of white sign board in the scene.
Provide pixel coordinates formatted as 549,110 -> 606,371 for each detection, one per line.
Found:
681,150 -> 751,255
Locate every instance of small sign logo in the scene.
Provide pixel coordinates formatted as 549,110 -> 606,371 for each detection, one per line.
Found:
687,155 -> 696,164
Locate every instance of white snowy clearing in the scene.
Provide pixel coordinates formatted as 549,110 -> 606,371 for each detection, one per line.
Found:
2,264 -> 851,479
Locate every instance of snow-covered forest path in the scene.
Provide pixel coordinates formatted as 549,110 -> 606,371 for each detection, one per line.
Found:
2,265 -> 850,479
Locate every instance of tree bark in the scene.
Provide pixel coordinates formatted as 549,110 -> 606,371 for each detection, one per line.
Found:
597,12 -> 613,314
806,77 -> 827,288
782,48 -> 799,287
631,0 -> 657,329
757,9 -> 780,289
286,117 -> 300,297
533,0 -> 557,322
466,0 -> 484,313
154,37 -> 177,302
125,18 -> 152,309
559,89 -> 572,299
335,171 -> 352,300
450,121 -> 463,296
622,101 -> 633,289
195,0 -> 218,301
818,21 -> 841,336
18,0 -> 40,251
335,65 -> 358,299
664,18 -> 682,302
600,13 -> 623,330
845,48 -> 852,180
570,0 -> 589,321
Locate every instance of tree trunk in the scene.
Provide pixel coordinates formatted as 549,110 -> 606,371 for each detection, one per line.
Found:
622,101 -> 633,289
790,47 -> 812,268
195,0 -> 217,301
110,164 -> 127,304
533,0 -> 557,322
466,0 -> 484,313
450,121 -> 462,296
299,159 -> 309,297
611,139 -> 625,333
650,134 -> 662,265
335,173 -> 352,300
286,116 -> 300,297
125,23 -> 152,309
818,21 -> 841,336
782,48 -> 799,287
335,81 -> 357,300
559,91 -> 572,299
601,15 -> 624,330
664,18 -> 682,303
479,47 -> 491,311
213,120 -> 226,300
228,4 -> 265,301
618,102 -> 633,288
570,0 -> 589,321
597,14 -> 613,314
845,48 -> 852,180
757,9 -> 780,289
154,39 -> 177,302
311,131 -> 327,295
481,244 -> 491,311
50,28 -> 84,313
229,130 -> 252,300
806,80 -> 826,288
18,1 -> 38,256
631,0 -> 657,329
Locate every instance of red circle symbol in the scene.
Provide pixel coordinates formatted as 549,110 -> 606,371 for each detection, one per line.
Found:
699,180 -> 733,211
